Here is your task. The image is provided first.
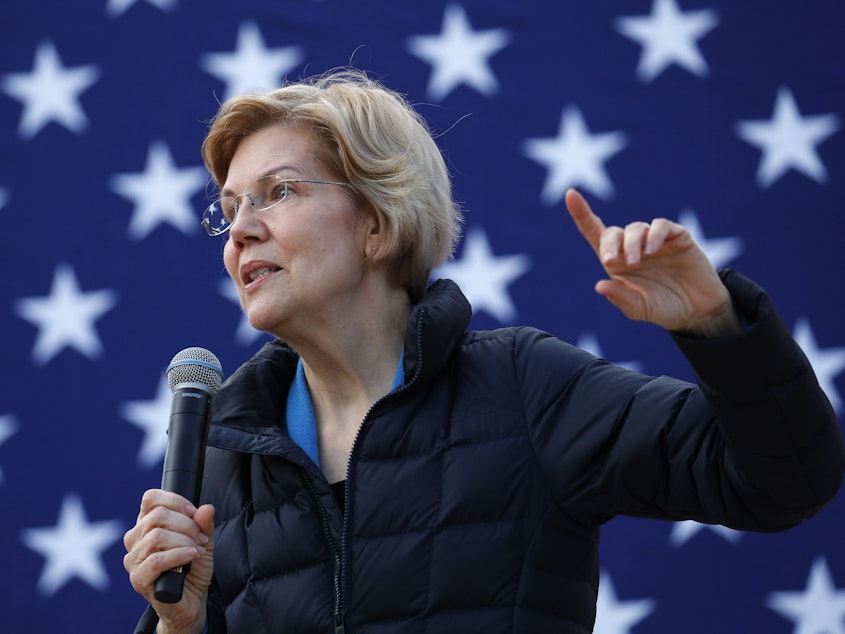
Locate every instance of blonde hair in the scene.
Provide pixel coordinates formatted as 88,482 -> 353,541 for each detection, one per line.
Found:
201,69 -> 463,301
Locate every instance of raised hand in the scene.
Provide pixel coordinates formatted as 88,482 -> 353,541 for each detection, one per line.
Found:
565,189 -> 740,336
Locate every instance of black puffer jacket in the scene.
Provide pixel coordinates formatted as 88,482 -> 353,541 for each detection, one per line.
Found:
135,271 -> 843,633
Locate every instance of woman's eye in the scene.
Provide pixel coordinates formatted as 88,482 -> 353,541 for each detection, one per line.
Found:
271,183 -> 290,202
222,200 -> 236,222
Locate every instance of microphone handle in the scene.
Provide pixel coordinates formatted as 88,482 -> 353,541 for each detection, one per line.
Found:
153,387 -> 212,604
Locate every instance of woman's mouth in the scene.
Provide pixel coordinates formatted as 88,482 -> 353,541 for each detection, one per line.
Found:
241,262 -> 282,290
249,267 -> 277,282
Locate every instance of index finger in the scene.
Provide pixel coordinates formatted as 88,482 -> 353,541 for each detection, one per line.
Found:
138,488 -> 198,519
565,189 -> 605,255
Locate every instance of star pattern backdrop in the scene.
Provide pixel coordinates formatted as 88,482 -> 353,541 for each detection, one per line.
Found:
1,1 -> 844,632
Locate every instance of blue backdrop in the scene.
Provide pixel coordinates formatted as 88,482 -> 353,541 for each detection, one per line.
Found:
1,1 -> 843,632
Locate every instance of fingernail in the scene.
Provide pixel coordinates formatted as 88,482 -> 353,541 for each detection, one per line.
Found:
185,503 -> 198,516
195,546 -> 206,557
602,252 -> 614,264
198,532 -> 209,544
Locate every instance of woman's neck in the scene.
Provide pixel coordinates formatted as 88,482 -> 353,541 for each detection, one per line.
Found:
293,286 -> 410,483
294,285 -> 409,425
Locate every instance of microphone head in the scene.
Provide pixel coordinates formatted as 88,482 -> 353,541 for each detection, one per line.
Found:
166,347 -> 224,394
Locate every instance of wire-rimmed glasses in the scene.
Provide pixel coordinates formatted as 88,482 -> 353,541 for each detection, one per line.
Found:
201,176 -> 351,236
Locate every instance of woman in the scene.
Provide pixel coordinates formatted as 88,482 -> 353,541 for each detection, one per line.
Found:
124,70 -> 843,633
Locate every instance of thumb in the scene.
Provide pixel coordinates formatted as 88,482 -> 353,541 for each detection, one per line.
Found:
595,279 -> 646,322
194,504 -> 215,541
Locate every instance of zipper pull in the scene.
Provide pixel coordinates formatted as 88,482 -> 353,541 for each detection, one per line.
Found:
334,612 -> 345,634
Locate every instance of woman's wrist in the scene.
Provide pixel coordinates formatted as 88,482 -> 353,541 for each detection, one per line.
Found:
674,296 -> 743,339
155,615 -> 207,634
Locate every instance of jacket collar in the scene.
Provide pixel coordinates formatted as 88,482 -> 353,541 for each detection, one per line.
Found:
207,278 -> 471,451
402,278 -> 471,388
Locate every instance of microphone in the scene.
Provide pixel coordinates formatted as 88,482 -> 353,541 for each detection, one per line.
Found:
153,347 -> 224,604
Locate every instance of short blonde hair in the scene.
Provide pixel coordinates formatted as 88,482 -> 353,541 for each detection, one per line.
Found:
202,69 -> 463,301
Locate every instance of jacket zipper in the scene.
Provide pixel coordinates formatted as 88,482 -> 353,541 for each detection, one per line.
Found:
301,468 -> 344,633
334,307 -> 426,634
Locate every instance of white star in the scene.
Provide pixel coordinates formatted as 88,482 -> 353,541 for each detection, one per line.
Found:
0,41 -> 100,139
406,4 -> 510,101
434,226 -> 530,323
793,317 -> 845,414
767,557 -> 845,634
523,107 -> 627,203
594,570 -> 656,634
218,277 -> 268,345
14,264 -> 118,365
200,21 -> 304,100
736,87 -> 839,188
0,414 -> 19,485
669,520 -> 741,546
110,140 -> 207,240
122,376 -> 172,469
576,334 -> 643,372
677,209 -> 743,269
615,0 -> 719,83
21,493 -> 123,596
105,0 -> 176,18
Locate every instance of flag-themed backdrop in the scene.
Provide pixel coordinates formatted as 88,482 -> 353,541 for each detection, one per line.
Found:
1,1 -> 843,632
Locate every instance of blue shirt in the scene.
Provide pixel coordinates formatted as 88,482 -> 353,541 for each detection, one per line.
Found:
286,352 -> 406,466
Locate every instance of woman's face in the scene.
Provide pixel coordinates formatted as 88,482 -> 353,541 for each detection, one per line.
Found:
222,124 -> 374,338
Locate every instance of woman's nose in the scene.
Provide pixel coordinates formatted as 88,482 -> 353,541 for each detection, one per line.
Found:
228,199 -> 267,243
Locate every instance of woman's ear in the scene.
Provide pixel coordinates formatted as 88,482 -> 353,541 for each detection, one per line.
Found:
362,209 -> 383,259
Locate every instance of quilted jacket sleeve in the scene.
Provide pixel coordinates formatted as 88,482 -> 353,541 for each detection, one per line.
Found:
522,270 -> 844,531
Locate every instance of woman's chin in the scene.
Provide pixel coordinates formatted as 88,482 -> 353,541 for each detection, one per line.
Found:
244,307 -> 281,336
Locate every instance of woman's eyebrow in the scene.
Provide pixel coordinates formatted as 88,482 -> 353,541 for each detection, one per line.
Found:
260,164 -> 301,179
219,164 -> 302,196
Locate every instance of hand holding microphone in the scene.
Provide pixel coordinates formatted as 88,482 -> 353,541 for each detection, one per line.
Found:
153,347 -> 224,604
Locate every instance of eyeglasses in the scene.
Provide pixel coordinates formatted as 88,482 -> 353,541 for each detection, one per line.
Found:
201,175 -> 351,236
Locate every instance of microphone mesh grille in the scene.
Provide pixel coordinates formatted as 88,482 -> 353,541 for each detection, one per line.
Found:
166,347 -> 224,394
